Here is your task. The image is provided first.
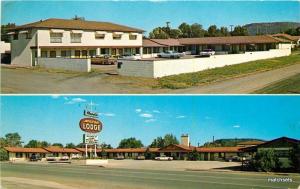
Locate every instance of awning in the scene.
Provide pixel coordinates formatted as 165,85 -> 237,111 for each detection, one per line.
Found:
130,32 -> 139,35
71,30 -> 83,34
50,29 -> 64,33
95,31 -> 107,34
19,30 -> 28,34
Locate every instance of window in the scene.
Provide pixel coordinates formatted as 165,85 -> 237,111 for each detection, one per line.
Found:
16,153 -> 23,158
61,50 -> 71,57
129,34 -> 137,40
75,50 -> 81,57
50,51 -> 56,58
41,51 -> 48,58
113,34 -> 122,40
50,33 -> 63,43
89,50 -> 96,57
95,34 -> 105,39
71,33 -> 82,43
82,50 -> 88,57
26,31 -> 32,39
101,48 -> 109,55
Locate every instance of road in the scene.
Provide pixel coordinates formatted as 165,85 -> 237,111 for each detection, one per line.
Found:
175,64 -> 300,94
1,163 -> 300,189
1,64 -> 300,94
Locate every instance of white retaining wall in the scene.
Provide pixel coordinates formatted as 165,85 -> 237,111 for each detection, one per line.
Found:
0,41 -> 11,53
85,159 -> 108,166
38,57 -> 91,72
118,49 -> 291,78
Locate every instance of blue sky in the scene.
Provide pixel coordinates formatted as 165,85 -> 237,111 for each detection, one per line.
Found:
1,95 -> 300,147
1,1 -> 300,34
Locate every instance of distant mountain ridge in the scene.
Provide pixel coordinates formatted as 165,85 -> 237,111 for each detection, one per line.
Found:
203,138 -> 265,147
244,22 -> 300,35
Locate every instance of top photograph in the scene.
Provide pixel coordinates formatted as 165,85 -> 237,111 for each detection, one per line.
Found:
1,0 -> 300,94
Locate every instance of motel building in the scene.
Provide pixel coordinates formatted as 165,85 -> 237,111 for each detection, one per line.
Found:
5,135 -> 299,165
8,18 -> 144,67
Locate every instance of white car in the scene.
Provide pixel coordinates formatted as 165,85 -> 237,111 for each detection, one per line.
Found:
60,156 -> 69,161
155,155 -> 173,161
199,49 -> 215,57
157,51 -> 184,59
119,54 -> 142,60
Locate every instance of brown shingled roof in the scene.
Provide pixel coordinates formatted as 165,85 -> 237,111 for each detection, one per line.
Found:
104,148 -> 147,153
4,147 -> 49,153
143,39 -> 167,47
178,35 -> 280,45
14,18 -> 144,33
271,33 -> 300,42
150,39 -> 183,46
196,147 -> 243,153
43,146 -> 80,153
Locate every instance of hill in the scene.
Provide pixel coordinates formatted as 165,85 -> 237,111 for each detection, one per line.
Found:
203,138 -> 265,147
244,22 -> 300,35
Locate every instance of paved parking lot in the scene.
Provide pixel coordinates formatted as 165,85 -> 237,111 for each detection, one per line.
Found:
1,162 -> 299,189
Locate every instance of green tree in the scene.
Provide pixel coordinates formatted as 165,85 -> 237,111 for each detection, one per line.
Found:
285,27 -> 300,36
5,133 -> 22,147
0,148 -> 8,161
188,149 -> 200,161
150,137 -> 164,148
190,23 -> 205,37
1,23 -> 16,42
52,143 -> 63,148
149,27 -> 169,39
231,25 -> 248,36
65,143 -> 76,148
25,140 -> 50,148
163,134 -> 179,146
118,137 -> 144,148
169,29 -> 182,39
220,27 -> 230,36
207,25 -> 218,37
178,22 -> 192,38
252,149 -> 281,172
99,143 -> 113,149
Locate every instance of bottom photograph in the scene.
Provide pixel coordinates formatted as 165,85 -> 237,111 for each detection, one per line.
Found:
0,95 -> 300,189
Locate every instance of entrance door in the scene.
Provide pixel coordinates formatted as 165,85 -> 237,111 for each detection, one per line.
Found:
75,50 -> 81,58
31,50 -> 37,66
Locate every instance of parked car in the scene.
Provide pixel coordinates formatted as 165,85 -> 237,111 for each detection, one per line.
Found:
115,155 -> 125,160
46,155 -> 56,161
155,155 -> 173,161
71,154 -> 82,159
135,155 -> 145,160
199,49 -> 215,57
119,54 -> 142,60
60,156 -> 69,161
157,51 -> 184,59
30,154 -> 41,161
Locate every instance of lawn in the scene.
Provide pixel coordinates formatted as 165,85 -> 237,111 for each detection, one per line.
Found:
155,51 -> 300,89
255,73 -> 300,94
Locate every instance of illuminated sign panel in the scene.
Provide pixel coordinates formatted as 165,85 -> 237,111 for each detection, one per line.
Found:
79,118 -> 102,133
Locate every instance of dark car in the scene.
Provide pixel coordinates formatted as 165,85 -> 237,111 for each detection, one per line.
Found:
30,154 -> 41,161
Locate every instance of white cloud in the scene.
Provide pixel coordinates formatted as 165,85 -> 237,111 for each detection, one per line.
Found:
135,109 -> 142,113
140,113 -> 153,118
233,125 -> 240,128
65,97 -> 87,104
176,115 -> 186,119
145,119 -> 156,123
153,110 -> 160,113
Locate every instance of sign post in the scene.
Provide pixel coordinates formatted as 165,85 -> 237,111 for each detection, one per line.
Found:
79,101 -> 102,159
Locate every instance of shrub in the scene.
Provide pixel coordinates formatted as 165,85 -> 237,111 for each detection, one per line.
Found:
0,148 -> 8,161
188,150 -> 200,161
252,149 -> 280,172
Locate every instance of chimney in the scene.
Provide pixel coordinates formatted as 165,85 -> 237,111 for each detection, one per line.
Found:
181,134 -> 190,146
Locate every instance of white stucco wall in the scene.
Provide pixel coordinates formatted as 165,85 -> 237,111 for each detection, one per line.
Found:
10,30 -> 37,67
37,29 -> 143,47
118,49 -> 291,78
38,57 -> 91,72
117,60 -> 154,77
0,41 -> 11,53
